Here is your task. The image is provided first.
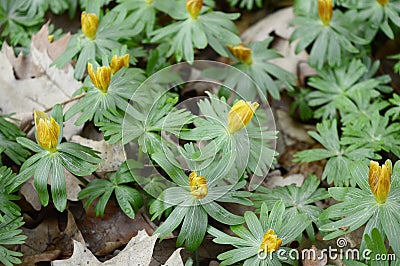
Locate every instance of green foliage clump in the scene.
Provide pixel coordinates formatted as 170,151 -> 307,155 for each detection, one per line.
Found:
0,115 -> 29,166
252,175 -> 329,241
294,119 -> 376,186
78,160 -> 143,219
208,201 -> 311,266
0,166 -> 26,266
320,160 -> 400,257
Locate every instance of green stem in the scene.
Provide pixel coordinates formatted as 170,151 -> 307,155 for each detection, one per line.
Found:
194,249 -> 199,266
137,148 -> 144,162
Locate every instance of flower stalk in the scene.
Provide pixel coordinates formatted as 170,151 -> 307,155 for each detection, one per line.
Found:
34,110 -> 60,153
369,160 -> 391,204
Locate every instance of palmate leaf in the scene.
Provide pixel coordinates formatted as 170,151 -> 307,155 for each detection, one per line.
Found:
228,0 -> 262,10
290,9 -> 366,69
0,215 -> 26,266
99,90 -> 194,154
15,132 -> 101,211
180,94 -> 277,178
0,0 -> 42,47
341,113 -> 400,158
294,119 -> 375,186
209,201 -> 311,266
252,175 -> 329,240
0,116 -> 30,165
65,67 -> 146,125
114,0 -> 157,36
150,0 -> 240,62
307,59 -> 382,119
0,166 -> 21,222
320,160 -> 400,256
78,161 -> 143,219
222,38 -> 295,100
387,93 -> 400,120
52,4 -> 142,79
351,0 -> 400,40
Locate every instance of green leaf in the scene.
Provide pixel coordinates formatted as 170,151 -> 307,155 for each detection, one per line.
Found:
16,137 -> 42,153
176,204 -> 208,251
244,211 -> 263,241
202,201 -> 244,225
381,205 -> 400,256
50,155 -> 67,212
34,156 -> 52,207
115,186 -> 143,219
0,216 -> 26,266
364,228 -> 389,266
155,205 -> 188,240
279,213 -> 311,245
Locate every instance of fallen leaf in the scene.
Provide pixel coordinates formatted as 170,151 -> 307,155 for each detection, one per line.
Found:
162,248 -> 184,266
52,230 -> 184,266
77,197 -> 154,256
266,173 -> 305,188
70,135 -> 125,173
21,210 -> 84,264
0,24 -> 83,139
276,109 -> 314,145
241,7 -> 308,75
20,169 -> 83,211
302,245 -> 327,266
0,25 -> 80,114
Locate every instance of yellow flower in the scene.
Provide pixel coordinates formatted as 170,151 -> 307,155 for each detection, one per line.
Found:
227,100 -> 259,134
81,11 -> 98,40
88,63 -> 111,93
318,0 -> 333,26
186,0 -> 203,19
110,54 -> 130,74
259,229 -> 282,253
146,0 -> 153,4
369,160 -> 391,204
377,0 -> 389,5
48,35 -> 54,43
189,172 -> 208,199
227,44 -> 253,65
34,110 -> 60,153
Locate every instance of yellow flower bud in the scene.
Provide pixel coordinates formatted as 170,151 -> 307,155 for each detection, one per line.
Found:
110,54 -> 130,74
227,44 -> 253,65
189,172 -> 208,199
259,229 -> 282,253
34,110 -> 60,153
186,0 -> 203,19
369,160 -> 391,204
227,100 -> 259,134
48,35 -> 54,43
377,0 -> 389,5
318,0 -> 333,26
146,0 -> 153,4
88,64 -> 111,93
81,11 -> 99,40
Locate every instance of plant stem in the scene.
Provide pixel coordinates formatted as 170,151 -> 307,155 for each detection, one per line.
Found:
137,147 -> 144,162
194,249 -> 199,266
